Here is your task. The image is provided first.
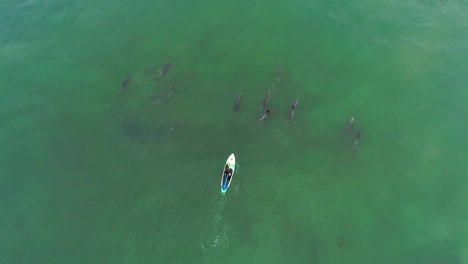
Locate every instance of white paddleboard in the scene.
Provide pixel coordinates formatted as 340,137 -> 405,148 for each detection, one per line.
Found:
220,153 -> 236,193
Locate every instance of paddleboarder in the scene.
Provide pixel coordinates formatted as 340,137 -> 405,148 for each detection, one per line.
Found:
224,164 -> 233,182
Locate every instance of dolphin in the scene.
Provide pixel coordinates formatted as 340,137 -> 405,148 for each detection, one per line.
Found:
233,93 -> 242,112
259,109 -> 272,122
286,99 -> 299,124
259,90 -> 271,113
154,63 -> 172,81
291,99 -> 299,111
115,75 -> 132,96
352,127 -> 361,152
346,117 -> 355,141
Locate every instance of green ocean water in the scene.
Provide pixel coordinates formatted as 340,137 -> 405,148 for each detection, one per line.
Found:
1,0 -> 468,263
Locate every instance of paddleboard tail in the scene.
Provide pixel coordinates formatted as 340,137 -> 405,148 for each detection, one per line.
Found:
222,174 -> 228,188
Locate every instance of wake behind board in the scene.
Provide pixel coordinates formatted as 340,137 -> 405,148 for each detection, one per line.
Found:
220,153 -> 236,193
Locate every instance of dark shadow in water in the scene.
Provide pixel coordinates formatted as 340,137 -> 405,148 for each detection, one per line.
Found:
121,117 -> 168,145
402,240 -> 459,264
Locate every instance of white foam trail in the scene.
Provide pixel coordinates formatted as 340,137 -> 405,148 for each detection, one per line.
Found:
200,189 -> 230,256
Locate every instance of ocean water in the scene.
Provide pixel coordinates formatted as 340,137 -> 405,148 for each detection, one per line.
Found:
1,0 -> 467,263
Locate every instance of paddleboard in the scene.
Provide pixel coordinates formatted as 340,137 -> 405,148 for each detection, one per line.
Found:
220,153 -> 236,193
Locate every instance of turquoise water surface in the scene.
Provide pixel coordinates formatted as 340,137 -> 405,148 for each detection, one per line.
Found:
1,0 -> 467,263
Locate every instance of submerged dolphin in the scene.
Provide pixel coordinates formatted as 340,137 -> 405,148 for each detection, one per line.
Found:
275,65 -> 285,83
146,82 -> 178,111
169,120 -> 183,133
167,83 -> 177,98
286,99 -> 299,124
259,90 -> 271,113
115,75 -> 132,96
353,127 -> 361,152
146,93 -> 164,111
154,63 -> 172,81
346,117 -> 355,141
233,93 -> 242,112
